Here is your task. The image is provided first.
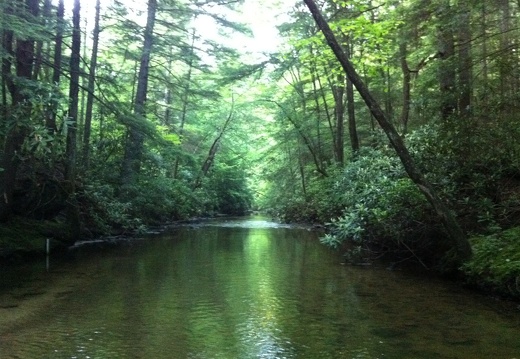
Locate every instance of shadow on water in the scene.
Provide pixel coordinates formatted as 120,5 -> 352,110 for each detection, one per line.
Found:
0,216 -> 519,359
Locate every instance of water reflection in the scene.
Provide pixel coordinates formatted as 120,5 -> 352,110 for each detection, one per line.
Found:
0,217 -> 519,358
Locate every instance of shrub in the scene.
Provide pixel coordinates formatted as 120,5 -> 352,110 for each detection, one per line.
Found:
320,148 -> 434,260
461,227 -> 520,298
128,176 -> 198,224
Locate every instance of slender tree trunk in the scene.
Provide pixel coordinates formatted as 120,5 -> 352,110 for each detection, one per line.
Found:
457,0 -> 472,117
499,0 -> 511,99
173,28 -> 196,179
298,144 -> 307,196
346,76 -> 358,153
78,15 -> 88,148
308,51 -> 328,159
82,0 -> 101,169
120,0 -> 157,187
163,47 -> 174,127
345,41 -> 359,154
64,0 -> 82,240
269,98 -> 328,177
303,0 -> 472,263
314,63 -> 334,152
400,42 -> 411,134
437,1 -> 456,121
47,0 -> 64,132
192,103 -> 234,190
481,2 -> 488,94
332,74 -> 346,166
32,0 -> 51,81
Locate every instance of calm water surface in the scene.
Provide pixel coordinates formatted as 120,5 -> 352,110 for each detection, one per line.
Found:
1,217 -> 519,358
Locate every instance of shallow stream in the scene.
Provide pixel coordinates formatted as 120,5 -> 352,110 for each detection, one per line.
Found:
1,217 -> 519,358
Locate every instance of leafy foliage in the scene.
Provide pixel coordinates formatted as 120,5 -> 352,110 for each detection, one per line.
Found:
462,228 -> 520,297
318,148 -> 432,255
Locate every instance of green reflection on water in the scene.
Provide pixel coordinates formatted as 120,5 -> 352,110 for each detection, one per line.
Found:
1,219 -> 520,359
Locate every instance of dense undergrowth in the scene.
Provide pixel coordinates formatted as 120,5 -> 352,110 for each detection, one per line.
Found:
263,122 -> 520,299
0,157 -> 254,260
462,228 -> 520,298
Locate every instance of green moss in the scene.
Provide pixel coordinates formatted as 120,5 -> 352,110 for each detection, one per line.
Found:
461,227 -> 520,298
0,217 -> 70,259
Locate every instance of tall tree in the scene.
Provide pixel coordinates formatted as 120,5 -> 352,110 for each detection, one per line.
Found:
47,0 -> 64,132
0,0 -> 39,221
457,0 -> 471,117
120,0 -> 157,188
173,28 -> 197,179
64,0 -> 82,239
345,42 -> 358,153
82,0 -> 101,169
331,74 -> 346,165
437,0 -> 456,121
302,0 -> 472,263
32,0 -> 51,81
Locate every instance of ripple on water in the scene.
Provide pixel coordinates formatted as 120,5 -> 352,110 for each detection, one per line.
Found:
1,218 -> 520,359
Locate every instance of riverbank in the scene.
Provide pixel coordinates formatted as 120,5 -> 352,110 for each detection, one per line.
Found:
461,227 -> 520,299
1,216 -> 519,302
0,217 -> 72,262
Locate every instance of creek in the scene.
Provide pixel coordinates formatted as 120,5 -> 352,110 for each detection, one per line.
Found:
0,216 -> 519,358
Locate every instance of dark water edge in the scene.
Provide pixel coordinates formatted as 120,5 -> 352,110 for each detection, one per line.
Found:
1,217 -> 520,359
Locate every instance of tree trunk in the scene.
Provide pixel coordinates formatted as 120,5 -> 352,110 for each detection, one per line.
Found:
400,42 -> 411,134
298,144 -> 307,196
332,74 -> 346,166
457,0 -> 471,117
32,0 -> 51,81
192,103 -> 234,190
480,1 -> 488,105
120,0 -> 157,187
0,0 -> 39,221
437,1 -> 456,121
173,28 -> 196,179
499,0 -> 511,99
313,60 -> 334,157
303,0 -> 472,263
47,0 -> 65,132
345,42 -> 359,153
82,0 -> 101,169
64,0 -> 82,241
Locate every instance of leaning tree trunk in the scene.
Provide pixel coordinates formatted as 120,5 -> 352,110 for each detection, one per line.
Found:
192,102 -> 234,190
302,0 -> 472,263
64,0 -> 82,241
